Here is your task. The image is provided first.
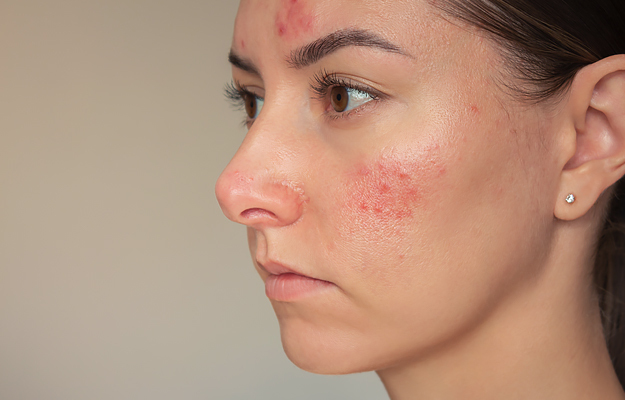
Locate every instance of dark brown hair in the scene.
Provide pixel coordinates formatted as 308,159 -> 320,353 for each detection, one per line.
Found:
433,0 -> 625,385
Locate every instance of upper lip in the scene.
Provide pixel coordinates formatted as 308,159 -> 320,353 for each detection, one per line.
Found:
257,259 -> 301,276
256,258 -> 335,286
256,258 -> 327,281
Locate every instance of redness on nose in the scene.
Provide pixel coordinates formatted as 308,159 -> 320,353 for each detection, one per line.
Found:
346,153 -> 446,222
240,179 -> 307,225
275,0 -> 315,39
216,168 -> 307,227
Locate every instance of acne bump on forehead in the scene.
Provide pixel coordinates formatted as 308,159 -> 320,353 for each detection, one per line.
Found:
275,0 -> 316,39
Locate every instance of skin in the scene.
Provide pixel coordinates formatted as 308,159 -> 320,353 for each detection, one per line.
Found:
216,0 -> 625,398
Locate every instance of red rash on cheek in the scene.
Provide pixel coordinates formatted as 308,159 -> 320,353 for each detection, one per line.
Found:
344,153 -> 447,224
275,0 -> 316,39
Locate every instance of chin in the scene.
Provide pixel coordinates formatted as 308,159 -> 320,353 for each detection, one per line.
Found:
281,335 -> 369,375
276,315 -> 395,375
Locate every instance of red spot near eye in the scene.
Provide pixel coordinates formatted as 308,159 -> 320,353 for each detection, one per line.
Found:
274,0 -> 316,39
240,40 -> 246,49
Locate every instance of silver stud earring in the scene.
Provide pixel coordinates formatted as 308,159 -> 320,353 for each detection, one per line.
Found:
565,193 -> 575,204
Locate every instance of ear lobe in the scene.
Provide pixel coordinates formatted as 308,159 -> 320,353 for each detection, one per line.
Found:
555,55 -> 625,221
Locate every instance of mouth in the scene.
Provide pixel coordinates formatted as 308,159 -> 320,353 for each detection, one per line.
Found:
257,260 -> 336,302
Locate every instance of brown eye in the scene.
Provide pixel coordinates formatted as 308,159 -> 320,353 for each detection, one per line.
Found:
243,93 -> 257,119
330,86 -> 349,112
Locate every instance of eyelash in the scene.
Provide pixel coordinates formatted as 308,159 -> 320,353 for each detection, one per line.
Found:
224,72 -> 385,124
224,81 -> 250,106
224,80 -> 262,126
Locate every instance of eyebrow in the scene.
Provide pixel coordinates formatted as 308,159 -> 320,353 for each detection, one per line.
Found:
288,28 -> 405,69
228,29 -> 406,75
228,51 -> 260,76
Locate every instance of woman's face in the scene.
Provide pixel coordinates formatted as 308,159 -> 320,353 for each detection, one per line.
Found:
217,0 -> 562,373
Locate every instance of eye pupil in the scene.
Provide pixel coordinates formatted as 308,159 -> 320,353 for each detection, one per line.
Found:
331,86 -> 349,112
244,93 -> 257,119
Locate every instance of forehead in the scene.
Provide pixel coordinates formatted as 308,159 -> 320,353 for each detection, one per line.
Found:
233,0 -> 458,59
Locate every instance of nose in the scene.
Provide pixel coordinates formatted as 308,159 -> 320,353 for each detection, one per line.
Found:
215,130 -> 307,229
216,170 -> 306,228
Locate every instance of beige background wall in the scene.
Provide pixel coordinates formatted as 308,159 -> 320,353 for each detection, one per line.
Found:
0,1 -> 387,399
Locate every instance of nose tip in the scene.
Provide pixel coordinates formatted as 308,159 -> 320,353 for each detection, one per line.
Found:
215,170 -> 306,228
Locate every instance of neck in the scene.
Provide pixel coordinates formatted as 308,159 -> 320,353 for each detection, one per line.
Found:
377,217 -> 625,400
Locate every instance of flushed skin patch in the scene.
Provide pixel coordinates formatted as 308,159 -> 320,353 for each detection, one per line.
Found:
275,0 -> 316,38
217,170 -> 308,226
345,152 -> 446,223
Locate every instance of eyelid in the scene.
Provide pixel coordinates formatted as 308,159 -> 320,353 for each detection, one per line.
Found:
235,80 -> 265,99
310,70 -> 387,101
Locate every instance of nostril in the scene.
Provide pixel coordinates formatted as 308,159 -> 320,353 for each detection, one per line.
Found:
241,208 -> 278,221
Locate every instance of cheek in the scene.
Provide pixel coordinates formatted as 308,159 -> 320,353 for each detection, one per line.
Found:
319,146 -> 450,298
337,148 -> 447,244
275,0 -> 316,39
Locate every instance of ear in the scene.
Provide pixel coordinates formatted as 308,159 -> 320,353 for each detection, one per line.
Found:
555,54 -> 625,221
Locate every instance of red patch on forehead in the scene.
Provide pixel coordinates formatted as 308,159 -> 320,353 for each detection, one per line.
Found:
275,0 -> 316,39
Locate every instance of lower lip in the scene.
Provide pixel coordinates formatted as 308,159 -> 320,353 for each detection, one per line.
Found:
265,273 -> 335,301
